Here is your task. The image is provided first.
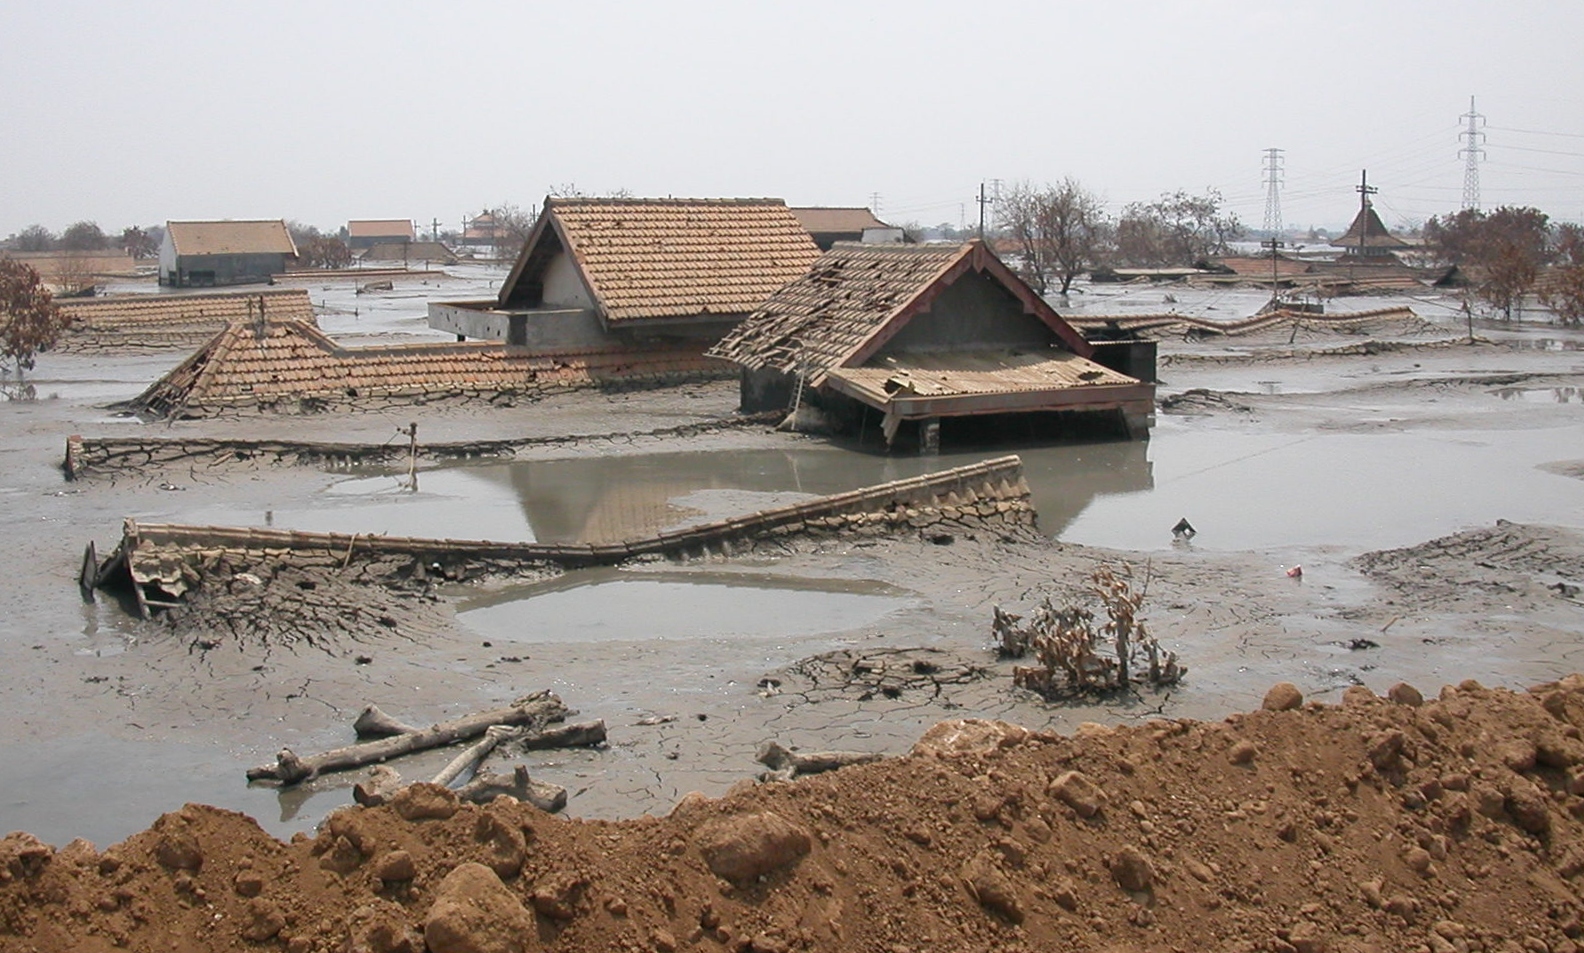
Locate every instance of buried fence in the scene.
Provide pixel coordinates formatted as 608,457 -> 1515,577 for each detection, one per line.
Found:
84,455 -> 1035,618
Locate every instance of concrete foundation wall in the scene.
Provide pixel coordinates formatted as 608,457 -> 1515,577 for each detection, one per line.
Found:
162,253 -> 288,288
881,271 -> 1054,355
428,302 -> 608,348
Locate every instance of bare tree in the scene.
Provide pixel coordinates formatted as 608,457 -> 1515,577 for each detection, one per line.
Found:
302,235 -> 353,270
999,179 -> 1111,296
119,225 -> 159,259
492,203 -> 539,262
60,221 -> 110,251
0,260 -> 70,397
1425,206 -> 1552,320
1541,222 -> 1584,327
13,225 -> 56,252
1113,189 -> 1241,267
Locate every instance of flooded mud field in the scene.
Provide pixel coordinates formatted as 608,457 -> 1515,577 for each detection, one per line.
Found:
1,293 -> 1582,851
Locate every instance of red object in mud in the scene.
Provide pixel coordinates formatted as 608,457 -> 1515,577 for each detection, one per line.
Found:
1286,566 -> 1303,578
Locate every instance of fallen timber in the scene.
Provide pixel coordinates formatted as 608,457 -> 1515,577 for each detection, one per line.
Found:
88,455 -> 1035,618
62,412 -> 780,481
246,692 -> 602,785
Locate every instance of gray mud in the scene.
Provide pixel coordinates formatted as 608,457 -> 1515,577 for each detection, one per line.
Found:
1,301 -> 1582,847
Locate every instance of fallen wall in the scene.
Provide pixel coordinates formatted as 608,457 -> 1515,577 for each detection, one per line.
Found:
93,455 -> 1035,617
63,413 -> 781,481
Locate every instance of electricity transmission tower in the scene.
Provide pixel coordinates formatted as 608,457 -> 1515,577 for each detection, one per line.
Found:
1459,96 -> 1486,211
1262,148 -> 1285,236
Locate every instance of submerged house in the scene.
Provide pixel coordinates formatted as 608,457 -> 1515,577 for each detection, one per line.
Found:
708,240 -> 1155,450
429,197 -> 821,353
346,219 -> 416,250
790,207 -> 897,250
159,220 -> 297,288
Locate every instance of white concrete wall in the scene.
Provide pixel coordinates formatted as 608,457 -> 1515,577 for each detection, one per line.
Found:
542,251 -> 593,309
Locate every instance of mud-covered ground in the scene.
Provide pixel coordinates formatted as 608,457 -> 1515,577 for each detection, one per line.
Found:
0,287 -> 1581,862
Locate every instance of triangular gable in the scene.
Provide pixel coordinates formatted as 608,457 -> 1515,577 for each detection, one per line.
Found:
1331,206 -> 1410,249
833,241 -> 1092,379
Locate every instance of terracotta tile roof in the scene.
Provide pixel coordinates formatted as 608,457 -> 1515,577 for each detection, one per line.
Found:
358,241 -> 456,264
501,198 -> 820,322
60,289 -> 313,332
130,319 -> 725,416
789,207 -> 889,235
709,241 -> 1095,388
167,220 -> 297,257
708,242 -> 963,378
2,250 -> 138,279
347,219 -> 415,240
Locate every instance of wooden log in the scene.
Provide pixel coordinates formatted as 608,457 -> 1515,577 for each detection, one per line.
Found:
756,741 -> 883,779
246,692 -> 567,784
455,765 -> 566,812
353,704 -> 420,739
517,719 -> 606,751
432,724 -> 518,789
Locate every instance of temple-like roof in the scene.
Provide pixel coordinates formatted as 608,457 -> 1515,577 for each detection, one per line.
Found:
1331,206 -> 1411,251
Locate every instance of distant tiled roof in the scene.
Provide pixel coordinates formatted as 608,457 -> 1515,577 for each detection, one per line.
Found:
1331,207 -> 1411,250
167,220 -> 297,257
61,289 -> 313,332
1,250 -> 137,279
130,320 -> 725,416
790,207 -> 888,235
707,241 -> 1091,385
1214,256 -> 1312,279
347,219 -> 415,240
500,198 -> 821,323
359,241 -> 456,264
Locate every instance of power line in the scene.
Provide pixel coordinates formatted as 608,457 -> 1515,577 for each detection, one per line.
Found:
1487,125 -> 1584,141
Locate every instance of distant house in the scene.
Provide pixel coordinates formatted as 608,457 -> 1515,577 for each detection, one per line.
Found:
429,197 -> 821,351
708,240 -> 1155,450
346,219 -> 416,250
790,207 -> 896,250
159,220 -> 297,288
359,241 -> 457,266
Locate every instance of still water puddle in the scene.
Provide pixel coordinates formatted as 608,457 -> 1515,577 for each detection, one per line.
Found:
456,569 -> 916,644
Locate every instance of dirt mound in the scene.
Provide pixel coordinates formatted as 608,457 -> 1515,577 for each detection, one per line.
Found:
10,677 -> 1584,952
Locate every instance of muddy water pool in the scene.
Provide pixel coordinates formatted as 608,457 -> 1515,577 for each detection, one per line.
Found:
153,409 -> 1584,556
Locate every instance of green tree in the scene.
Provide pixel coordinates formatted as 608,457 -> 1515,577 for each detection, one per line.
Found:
0,260 -> 70,396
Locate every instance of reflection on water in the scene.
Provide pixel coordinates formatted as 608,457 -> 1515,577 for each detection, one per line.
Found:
1495,386 -> 1581,404
456,568 -> 917,643
475,441 -> 1153,544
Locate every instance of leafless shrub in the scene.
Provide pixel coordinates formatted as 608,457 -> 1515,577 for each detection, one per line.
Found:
997,564 -> 1184,697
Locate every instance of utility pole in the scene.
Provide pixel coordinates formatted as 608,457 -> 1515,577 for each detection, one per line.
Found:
1459,95 -> 1486,211
976,182 -> 994,240
1262,236 -> 1284,310
1262,148 -> 1285,237
431,218 -> 441,243
1355,170 -> 1377,245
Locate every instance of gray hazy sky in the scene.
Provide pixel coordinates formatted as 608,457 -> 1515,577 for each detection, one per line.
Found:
3,0 -> 1581,237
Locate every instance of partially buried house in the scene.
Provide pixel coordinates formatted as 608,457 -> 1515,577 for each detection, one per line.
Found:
159,220 -> 298,288
428,197 -> 821,353
708,240 -> 1156,450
